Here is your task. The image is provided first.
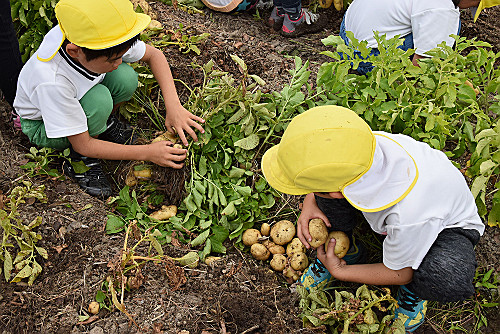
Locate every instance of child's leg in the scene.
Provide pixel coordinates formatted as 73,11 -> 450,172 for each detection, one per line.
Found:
407,227 -> 480,303
100,63 -> 138,107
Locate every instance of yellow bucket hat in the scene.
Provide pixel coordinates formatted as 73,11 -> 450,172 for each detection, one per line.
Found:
38,0 -> 150,61
261,105 -> 418,212
472,0 -> 500,21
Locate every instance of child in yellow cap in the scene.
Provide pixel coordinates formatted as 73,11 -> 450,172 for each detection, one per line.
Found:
261,105 -> 485,332
13,0 -> 205,198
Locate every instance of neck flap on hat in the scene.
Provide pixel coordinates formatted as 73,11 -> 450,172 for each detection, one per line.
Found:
37,25 -> 65,62
342,133 -> 418,212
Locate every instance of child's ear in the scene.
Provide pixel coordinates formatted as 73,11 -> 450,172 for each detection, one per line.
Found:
65,43 -> 82,58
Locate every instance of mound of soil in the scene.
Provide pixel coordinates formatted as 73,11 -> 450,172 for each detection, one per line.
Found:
0,3 -> 499,334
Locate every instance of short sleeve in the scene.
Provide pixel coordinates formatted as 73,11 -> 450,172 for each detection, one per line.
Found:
31,83 -> 88,138
411,8 -> 460,56
122,40 -> 147,63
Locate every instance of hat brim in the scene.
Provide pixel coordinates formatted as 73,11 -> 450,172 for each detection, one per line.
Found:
261,145 -> 311,196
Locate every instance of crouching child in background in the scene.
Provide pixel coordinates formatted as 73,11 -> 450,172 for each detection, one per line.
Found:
261,105 -> 484,332
13,0 -> 205,198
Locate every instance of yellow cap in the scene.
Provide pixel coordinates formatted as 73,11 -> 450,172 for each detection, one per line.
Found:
473,0 -> 500,21
55,0 -> 151,49
261,105 -> 376,195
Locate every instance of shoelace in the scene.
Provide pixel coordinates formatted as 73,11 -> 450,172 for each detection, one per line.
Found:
302,9 -> 319,24
398,289 -> 422,312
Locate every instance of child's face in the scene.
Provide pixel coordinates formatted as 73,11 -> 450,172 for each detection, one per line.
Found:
314,192 -> 345,199
67,44 -> 128,74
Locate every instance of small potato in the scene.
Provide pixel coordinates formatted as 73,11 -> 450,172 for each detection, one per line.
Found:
133,168 -> 152,179
88,301 -> 100,315
268,244 -> 285,255
270,220 -> 296,245
260,223 -> 271,236
125,172 -> 137,187
151,131 -> 178,144
147,19 -> 163,30
283,266 -> 300,281
150,205 -> 177,221
270,254 -> 287,271
324,231 -> 350,258
308,218 -> 328,248
262,239 -> 274,248
290,252 -> 309,271
173,143 -> 184,149
242,229 -> 262,246
251,243 -> 270,261
286,238 -> 306,256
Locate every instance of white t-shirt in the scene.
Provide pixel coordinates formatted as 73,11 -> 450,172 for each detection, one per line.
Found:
363,132 -> 484,271
344,0 -> 460,56
13,25 -> 146,139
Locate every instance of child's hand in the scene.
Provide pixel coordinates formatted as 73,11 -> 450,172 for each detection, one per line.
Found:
297,193 -> 331,249
165,105 -> 205,146
148,141 -> 187,168
316,238 -> 346,275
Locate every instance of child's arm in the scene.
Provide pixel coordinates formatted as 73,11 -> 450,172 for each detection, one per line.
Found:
68,132 -> 186,168
141,44 -> 205,146
297,193 -> 331,249
317,238 -> 414,285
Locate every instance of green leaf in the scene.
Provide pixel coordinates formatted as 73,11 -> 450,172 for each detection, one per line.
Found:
234,134 -> 259,150
3,251 -> 13,281
191,229 -> 210,247
11,264 -> 32,282
105,215 -> 125,234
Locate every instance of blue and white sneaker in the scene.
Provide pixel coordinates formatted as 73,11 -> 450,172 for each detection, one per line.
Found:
394,285 -> 428,332
300,237 -> 364,290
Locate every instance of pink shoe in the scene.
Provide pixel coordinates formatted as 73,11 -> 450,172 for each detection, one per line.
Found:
12,111 -> 21,131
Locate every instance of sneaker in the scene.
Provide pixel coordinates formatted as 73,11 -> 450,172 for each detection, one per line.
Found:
394,285 -> 428,332
300,237 -> 364,290
281,9 -> 323,38
12,111 -> 21,131
267,6 -> 285,31
99,114 -> 137,145
63,152 -> 112,199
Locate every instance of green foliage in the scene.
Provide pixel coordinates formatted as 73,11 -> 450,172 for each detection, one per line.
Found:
151,23 -> 209,55
0,181 -> 48,285
10,0 -> 58,62
317,33 -> 500,226
21,147 -> 64,179
297,284 -> 404,333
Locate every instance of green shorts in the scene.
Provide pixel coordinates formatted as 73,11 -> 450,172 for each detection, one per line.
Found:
20,63 -> 138,150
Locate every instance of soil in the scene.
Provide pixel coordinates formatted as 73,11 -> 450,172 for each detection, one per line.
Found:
0,3 -> 499,334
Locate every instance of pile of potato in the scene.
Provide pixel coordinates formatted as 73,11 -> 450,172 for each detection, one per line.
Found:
243,218 -> 350,282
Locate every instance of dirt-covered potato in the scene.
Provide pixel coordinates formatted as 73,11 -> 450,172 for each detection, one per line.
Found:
270,254 -> 287,271
260,223 -> 271,236
283,266 -> 299,281
149,205 -> 177,221
324,231 -> 350,258
308,218 -> 328,248
268,244 -> 285,255
147,19 -> 162,30
151,131 -> 178,144
290,252 -> 309,271
88,301 -> 100,315
133,168 -> 152,179
250,243 -> 270,261
242,229 -> 262,246
270,220 -> 296,245
286,238 -> 306,256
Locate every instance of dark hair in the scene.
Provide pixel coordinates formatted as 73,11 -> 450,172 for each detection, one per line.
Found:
452,0 -> 461,7
63,34 -> 140,61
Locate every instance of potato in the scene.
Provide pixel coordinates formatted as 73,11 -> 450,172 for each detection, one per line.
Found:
308,218 -> 328,248
125,172 -> 137,187
290,252 -> 309,271
318,0 -> 333,8
133,168 -> 152,179
283,266 -> 300,281
260,223 -> 271,236
88,301 -> 100,315
151,131 -> 178,144
262,239 -> 274,248
270,220 -> 296,245
150,205 -> 177,221
147,19 -> 162,30
173,143 -> 184,149
324,231 -> 350,258
250,243 -> 270,261
270,254 -> 287,271
286,238 -> 306,256
268,244 -> 285,255
333,0 -> 343,11
242,229 -> 262,246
